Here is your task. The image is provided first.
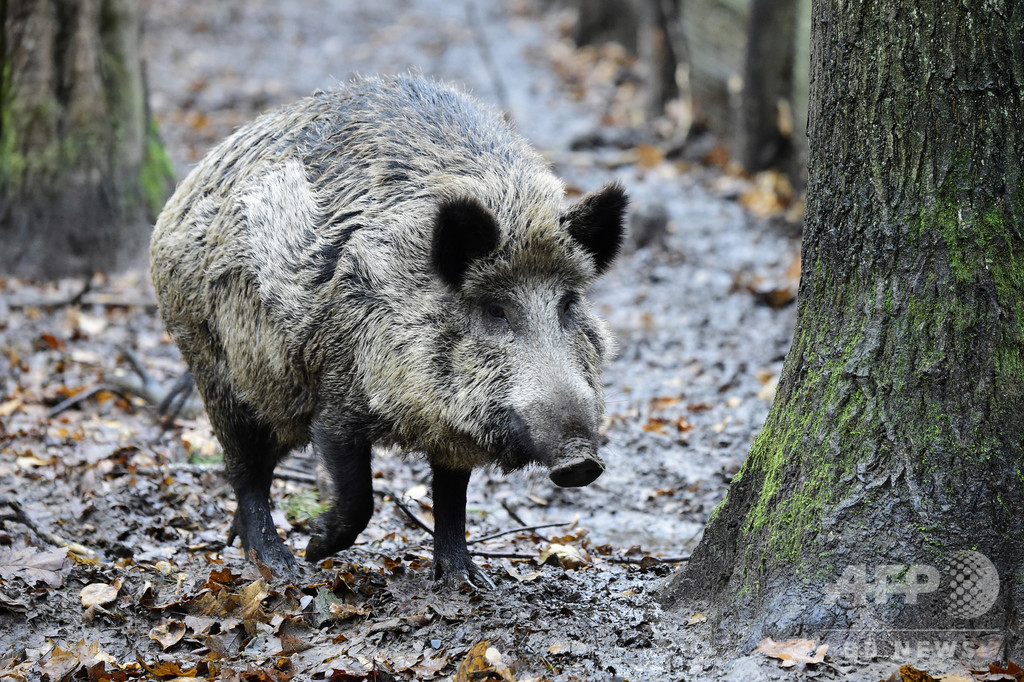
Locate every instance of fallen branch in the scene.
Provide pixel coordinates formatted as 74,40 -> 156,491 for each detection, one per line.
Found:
47,383 -> 132,418
468,522 -> 571,545
1,498 -> 95,556
132,461 -> 318,485
608,554 -> 690,565
381,489 -> 435,536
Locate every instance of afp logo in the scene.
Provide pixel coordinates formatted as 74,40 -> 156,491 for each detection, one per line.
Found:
824,550 -> 999,619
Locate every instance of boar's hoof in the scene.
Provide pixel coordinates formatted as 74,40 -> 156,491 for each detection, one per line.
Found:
228,512 -> 299,575
549,456 -> 604,488
432,554 -> 496,591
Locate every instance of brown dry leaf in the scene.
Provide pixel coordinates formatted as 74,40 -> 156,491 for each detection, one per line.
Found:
411,651 -> 449,677
757,375 -> 779,402
883,664 -> 938,682
149,620 -> 186,650
81,578 -> 123,608
739,169 -> 795,218
547,641 -> 569,654
642,417 -> 670,434
539,543 -> 591,569
635,144 -> 664,169
0,398 -> 22,416
137,657 -> 198,677
505,566 -> 543,582
36,645 -> 83,681
239,579 -> 270,622
686,613 -> 707,626
454,640 -> 516,682
675,417 -> 693,432
0,547 -> 72,587
969,661 -> 1024,681
328,602 -> 372,620
649,395 -> 682,411
756,637 -> 828,668
180,428 -> 220,459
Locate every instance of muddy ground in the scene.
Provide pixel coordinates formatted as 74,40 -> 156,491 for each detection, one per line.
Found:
0,1 -> 849,679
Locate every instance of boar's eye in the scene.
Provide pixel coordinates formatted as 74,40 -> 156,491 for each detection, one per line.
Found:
486,303 -> 509,322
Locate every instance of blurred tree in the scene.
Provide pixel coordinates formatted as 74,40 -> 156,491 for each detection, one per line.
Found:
0,0 -> 174,278
664,0 -> 1024,659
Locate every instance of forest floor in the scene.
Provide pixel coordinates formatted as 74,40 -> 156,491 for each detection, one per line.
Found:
0,1 -> 905,680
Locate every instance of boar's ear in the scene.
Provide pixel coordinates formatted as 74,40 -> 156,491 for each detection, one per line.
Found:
432,196 -> 501,289
561,182 -> 628,274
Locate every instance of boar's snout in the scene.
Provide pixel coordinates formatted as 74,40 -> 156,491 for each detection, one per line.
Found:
549,437 -> 604,488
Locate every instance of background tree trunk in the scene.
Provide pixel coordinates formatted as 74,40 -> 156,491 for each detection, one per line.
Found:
663,0 -> 1024,661
0,0 -> 173,279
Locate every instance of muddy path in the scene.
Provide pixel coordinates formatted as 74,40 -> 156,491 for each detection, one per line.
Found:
0,1 -> 803,679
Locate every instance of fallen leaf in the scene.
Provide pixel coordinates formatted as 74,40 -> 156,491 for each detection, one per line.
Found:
81,579 -> 123,608
0,547 -> 72,587
969,661 -> 1024,681
643,417 -> 671,434
455,640 -> 516,682
756,637 -> 828,668
739,169 -> 795,218
0,398 -> 22,417
885,664 -> 938,682
329,602 -> 372,619
411,651 -> 449,677
136,657 -> 198,677
635,144 -> 664,168
649,395 -> 682,411
539,543 -> 591,569
37,646 -> 82,681
239,579 -> 270,622
505,566 -> 543,582
686,613 -> 707,626
149,620 -> 186,650
757,375 -> 779,402
547,641 -> 569,654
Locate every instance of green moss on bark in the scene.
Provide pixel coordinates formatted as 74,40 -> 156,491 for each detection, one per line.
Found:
140,121 -> 175,219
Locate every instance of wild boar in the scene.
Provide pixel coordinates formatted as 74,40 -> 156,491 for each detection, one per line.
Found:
149,74 -> 627,586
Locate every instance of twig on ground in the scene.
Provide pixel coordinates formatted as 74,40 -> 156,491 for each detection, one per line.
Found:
470,551 -> 535,560
468,522 -> 571,545
1,498 -> 95,556
132,461 -> 318,485
500,500 -> 528,526
382,489 -> 435,535
608,555 -> 689,565
47,383 -> 132,418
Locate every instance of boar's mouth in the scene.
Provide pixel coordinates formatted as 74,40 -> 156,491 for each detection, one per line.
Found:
549,437 -> 604,488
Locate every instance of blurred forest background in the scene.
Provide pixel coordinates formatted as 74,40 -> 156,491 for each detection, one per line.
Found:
1,0 -> 808,279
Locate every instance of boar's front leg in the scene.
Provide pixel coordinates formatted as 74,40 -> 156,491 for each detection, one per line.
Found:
431,464 -> 494,589
209,396 -> 296,573
304,425 -> 374,564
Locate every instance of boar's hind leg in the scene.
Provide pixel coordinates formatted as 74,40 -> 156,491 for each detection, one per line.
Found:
304,426 -> 373,564
431,465 -> 494,589
207,393 -> 296,571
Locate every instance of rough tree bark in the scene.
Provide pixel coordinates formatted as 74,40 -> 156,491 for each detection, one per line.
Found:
664,0 -> 1024,662
0,0 -> 173,278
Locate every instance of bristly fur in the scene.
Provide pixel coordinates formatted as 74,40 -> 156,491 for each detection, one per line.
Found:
149,74 -> 628,569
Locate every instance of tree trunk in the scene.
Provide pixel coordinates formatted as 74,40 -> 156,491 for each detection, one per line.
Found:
734,0 -> 796,172
663,0 -> 1024,664
0,0 -> 173,278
